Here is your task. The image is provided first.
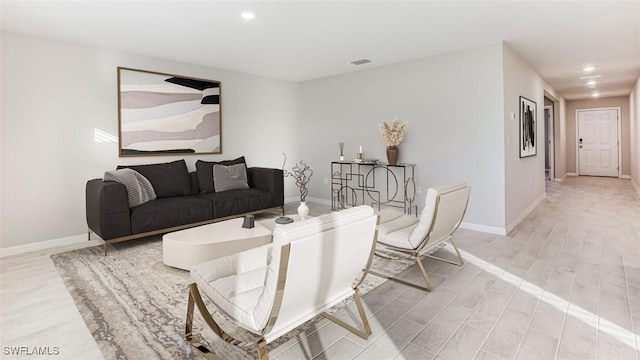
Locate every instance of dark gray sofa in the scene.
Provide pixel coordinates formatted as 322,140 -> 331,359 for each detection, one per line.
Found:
86,158 -> 284,254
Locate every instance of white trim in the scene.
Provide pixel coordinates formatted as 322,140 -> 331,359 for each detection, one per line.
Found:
305,196 -> 331,206
567,172 -> 578,177
0,234 -> 99,258
554,173 -> 569,182
459,222 -> 506,235
286,197 -> 332,206
544,105 -> 555,181
632,178 -> 640,195
620,175 -> 632,180
285,196 -> 301,204
506,192 -> 547,234
575,107 -> 621,177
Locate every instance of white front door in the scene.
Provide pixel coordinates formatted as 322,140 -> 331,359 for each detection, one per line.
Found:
577,108 -> 619,177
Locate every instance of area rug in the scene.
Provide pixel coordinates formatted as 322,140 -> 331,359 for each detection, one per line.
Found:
51,236 -> 414,359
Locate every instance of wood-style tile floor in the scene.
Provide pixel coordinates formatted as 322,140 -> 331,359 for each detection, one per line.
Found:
2,176 -> 639,359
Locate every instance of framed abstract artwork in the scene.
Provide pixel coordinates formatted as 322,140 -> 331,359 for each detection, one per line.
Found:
117,67 -> 221,156
519,96 -> 537,158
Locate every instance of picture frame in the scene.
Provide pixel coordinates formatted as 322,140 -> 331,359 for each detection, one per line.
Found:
519,96 -> 537,158
117,67 -> 221,157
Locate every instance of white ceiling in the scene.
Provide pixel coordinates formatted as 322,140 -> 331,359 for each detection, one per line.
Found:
2,1 -> 639,100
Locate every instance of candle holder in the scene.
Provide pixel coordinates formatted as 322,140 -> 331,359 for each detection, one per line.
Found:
339,142 -> 344,161
356,152 -> 365,160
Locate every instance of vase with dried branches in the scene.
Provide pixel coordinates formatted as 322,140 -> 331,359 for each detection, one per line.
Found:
379,117 -> 408,165
282,154 -> 314,220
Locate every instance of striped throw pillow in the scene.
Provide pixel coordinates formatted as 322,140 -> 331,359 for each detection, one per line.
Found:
213,163 -> 249,192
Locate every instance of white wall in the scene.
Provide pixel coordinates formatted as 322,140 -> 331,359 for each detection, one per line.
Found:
301,44 -> 506,231
631,77 -> 640,192
1,31 -> 301,249
502,44 -> 547,231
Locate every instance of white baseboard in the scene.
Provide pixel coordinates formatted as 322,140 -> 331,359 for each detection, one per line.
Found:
308,197 -> 331,206
285,196 -> 301,204
567,173 -> 578,177
0,234 -> 92,258
554,173 -> 569,182
632,178 -> 640,195
620,175 -> 632,180
459,222 -> 506,235
286,197 -> 331,206
506,192 -> 547,234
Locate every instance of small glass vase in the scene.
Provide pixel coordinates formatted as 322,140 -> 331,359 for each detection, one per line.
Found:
297,201 -> 309,221
386,146 -> 399,165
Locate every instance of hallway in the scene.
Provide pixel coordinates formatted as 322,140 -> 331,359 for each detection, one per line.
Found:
271,176 -> 640,359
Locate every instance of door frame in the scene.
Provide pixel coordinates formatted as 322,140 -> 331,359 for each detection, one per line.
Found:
544,105 -> 555,181
575,107 -> 621,177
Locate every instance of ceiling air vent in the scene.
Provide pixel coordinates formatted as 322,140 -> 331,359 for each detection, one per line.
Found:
350,59 -> 372,66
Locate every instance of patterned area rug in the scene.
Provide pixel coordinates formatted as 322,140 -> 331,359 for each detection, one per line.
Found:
51,235 -> 413,359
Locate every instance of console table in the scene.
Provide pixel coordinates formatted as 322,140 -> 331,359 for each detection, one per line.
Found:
331,161 -> 417,215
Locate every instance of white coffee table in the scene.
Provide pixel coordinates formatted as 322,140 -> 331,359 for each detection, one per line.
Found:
163,218 -> 272,270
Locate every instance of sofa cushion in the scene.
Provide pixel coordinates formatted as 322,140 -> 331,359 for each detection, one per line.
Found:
213,163 -> 249,192
196,157 -> 246,194
118,160 -> 191,198
130,196 -> 212,234
198,188 -> 272,218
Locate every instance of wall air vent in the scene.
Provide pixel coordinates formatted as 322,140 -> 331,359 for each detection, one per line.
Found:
350,59 -> 372,66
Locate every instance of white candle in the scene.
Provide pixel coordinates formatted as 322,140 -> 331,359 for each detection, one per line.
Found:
359,145 -> 363,153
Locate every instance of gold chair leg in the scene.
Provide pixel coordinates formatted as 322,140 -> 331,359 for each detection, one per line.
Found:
370,251 -> 432,291
186,283 -> 268,360
320,288 -> 372,339
423,238 -> 464,266
185,284 -> 222,359
256,339 -> 268,360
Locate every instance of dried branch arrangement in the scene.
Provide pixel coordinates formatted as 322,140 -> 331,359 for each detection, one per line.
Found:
282,154 -> 314,202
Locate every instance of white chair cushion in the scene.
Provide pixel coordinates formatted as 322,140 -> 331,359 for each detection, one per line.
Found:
191,244 -> 272,333
378,222 -> 419,249
377,208 -> 418,235
378,182 -> 470,251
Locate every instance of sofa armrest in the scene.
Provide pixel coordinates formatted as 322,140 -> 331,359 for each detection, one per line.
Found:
86,179 -> 132,240
248,167 -> 284,207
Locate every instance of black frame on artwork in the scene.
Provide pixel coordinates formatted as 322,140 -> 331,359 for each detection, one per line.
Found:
519,96 -> 537,158
117,67 -> 222,157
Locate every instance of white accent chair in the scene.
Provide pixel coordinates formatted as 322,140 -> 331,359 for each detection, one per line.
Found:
371,182 -> 470,291
185,206 -> 379,360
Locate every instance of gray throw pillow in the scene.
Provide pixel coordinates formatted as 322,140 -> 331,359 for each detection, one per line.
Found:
213,163 -> 249,192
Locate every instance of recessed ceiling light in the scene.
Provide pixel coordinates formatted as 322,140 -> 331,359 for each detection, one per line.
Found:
241,12 -> 255,20
579,74 -> 602,80
583,66 -> 595,72
587,80 -> 597,86
592,93 -> 600,97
